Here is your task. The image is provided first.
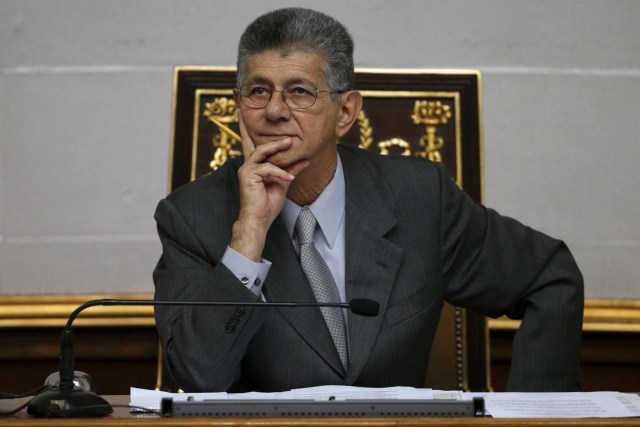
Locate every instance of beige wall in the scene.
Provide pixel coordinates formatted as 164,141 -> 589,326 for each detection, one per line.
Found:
1,0 -> 639,298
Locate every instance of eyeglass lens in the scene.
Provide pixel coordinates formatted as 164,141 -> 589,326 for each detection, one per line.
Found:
240,84 -> 320,109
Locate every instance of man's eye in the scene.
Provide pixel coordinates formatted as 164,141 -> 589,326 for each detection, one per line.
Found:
248,86 -> 270,97
287,86 -> 314,97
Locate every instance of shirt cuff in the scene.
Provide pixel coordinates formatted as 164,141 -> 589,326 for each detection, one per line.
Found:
221,246 -> 271,296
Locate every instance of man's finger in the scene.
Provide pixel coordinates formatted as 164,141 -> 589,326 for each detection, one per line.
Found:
235,108 -> 256,158
247,162 -> 295,183
247,138 -> 294,163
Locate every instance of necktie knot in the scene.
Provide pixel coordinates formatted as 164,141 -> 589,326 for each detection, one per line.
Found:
295,207 -> 317,246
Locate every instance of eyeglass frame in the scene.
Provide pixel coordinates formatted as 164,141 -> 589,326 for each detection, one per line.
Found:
234,83 -> 346,110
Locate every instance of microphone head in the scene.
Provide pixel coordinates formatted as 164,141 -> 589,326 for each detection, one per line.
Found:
348,298 -> 380,316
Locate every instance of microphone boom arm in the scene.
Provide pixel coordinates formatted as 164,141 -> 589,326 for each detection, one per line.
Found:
28,297 -> 379,418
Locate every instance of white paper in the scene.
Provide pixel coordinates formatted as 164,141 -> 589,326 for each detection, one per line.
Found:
287,385 -> 434,400
465,391 -> 640,418
129,387 -> 226,410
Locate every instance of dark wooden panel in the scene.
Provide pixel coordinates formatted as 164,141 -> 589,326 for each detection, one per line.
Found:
0,327 -> 158,395
490,329 -> 640,392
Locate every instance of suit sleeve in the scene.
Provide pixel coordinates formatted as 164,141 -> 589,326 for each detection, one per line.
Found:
437,165 -> 584,391
153,197 -> 268,392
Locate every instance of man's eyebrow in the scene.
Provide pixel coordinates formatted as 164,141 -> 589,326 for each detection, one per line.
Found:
244,76 -> 318,87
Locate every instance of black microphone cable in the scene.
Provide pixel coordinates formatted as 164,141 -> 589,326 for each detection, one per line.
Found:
0,385 -> 161,417
0,384 -> 52,399
0,385 -> 52,417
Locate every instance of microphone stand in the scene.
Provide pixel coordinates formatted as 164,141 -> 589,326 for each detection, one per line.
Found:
28,300 -> 115,418
27,298 -> 379,417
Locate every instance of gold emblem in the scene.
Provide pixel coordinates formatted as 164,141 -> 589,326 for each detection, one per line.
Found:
378,138 -> 412,156
357,110 -> 374,150
203,98 -> 241,170
411,100 -> 451,162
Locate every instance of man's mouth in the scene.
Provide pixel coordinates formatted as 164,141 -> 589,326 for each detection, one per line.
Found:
259,134 -> 298,143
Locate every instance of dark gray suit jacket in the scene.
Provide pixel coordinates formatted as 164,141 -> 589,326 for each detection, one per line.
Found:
153,145 -> 583,392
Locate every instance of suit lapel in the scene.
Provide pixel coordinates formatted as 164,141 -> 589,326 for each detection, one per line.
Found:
251,147 -> 404,381
262,217 -> 346,376
339,147 -> 403,383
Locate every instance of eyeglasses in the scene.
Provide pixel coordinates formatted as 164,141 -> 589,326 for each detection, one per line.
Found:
235,83 -> 344,110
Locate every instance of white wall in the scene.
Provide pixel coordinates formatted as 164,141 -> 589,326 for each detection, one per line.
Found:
1,0 -> 639,298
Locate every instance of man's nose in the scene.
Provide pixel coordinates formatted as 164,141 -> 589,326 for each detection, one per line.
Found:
264,89 -> 291,120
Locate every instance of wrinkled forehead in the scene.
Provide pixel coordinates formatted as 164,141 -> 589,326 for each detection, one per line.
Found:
240,48 -> 330,86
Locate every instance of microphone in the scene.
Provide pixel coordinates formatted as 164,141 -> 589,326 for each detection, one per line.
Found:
345,298 -> 379,317
27,297 -> 379,418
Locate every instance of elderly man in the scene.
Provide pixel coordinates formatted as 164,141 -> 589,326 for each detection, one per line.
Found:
153,7 -> 583,393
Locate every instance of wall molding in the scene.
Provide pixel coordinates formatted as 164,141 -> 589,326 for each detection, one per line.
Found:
488,299 -> 640,333
0,294 -> 154,328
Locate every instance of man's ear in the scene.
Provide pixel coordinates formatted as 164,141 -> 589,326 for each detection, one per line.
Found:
336,91 -> 363,138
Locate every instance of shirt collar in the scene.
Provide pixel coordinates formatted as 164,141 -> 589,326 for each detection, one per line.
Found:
282,154 -> 346,248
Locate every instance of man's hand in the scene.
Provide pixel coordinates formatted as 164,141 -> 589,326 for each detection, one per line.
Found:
229,109 -> 309,261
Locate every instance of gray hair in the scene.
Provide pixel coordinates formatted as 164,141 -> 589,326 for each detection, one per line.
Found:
236,8 -> 355,100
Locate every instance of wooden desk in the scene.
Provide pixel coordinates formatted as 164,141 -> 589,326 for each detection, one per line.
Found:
1,396 -> 639,426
